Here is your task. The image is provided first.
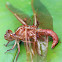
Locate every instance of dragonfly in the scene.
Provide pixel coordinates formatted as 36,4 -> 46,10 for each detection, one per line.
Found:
4,0 -> 58,62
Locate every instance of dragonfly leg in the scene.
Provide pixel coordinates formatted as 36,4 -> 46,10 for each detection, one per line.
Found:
16,43 -> 20,61
5,42 -> 16,53
33,42 -> 36,53
4,41 -> 10,47
23,41 -> 35,54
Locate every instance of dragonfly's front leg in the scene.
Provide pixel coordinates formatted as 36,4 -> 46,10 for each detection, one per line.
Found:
4,41 -> 10,47
5,42 -> 16,53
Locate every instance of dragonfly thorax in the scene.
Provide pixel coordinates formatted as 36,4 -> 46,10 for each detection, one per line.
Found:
15,25 -> 37,40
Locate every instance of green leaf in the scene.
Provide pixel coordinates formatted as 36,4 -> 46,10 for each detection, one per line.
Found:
0,0 -> 62,62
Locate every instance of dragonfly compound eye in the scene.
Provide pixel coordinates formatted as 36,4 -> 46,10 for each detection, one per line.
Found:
6,30 -> 12,33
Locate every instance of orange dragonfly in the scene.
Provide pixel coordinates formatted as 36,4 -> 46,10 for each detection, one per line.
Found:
4,0 -> 58,62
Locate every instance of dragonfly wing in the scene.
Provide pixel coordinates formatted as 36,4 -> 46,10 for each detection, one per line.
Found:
31,0 -> 53,30
35,34 -> 48,62
24,42 -> 34,62
24,36 -> 48,62
6,2 -> 32,25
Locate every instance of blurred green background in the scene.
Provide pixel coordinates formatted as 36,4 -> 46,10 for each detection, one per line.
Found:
0,0 -> 62,62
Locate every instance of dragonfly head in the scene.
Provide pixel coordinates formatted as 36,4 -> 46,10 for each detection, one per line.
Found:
4,30 -> 14,41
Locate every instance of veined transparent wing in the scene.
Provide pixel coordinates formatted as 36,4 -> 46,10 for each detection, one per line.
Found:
6,2 -> 32,25
31,0 -> 53,30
